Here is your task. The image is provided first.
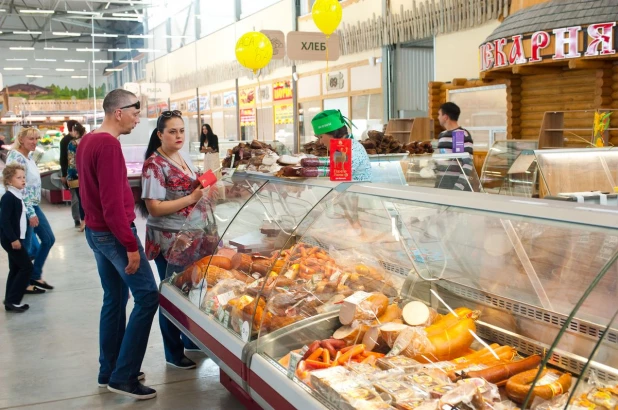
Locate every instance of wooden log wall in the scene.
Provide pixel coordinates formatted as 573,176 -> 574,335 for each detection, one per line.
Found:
518,69 -> 599,142
610,64 -> 618,146
428,81 -> 446,138
507,76 -> 521,138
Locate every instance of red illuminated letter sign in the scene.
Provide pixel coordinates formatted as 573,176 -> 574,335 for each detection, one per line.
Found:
493,38 -> 508,67
530,31 -> 550,62
585,22 -> 616,56
553,26 -> 581,59
509,35 -> 527,65
481,42 -> 495,71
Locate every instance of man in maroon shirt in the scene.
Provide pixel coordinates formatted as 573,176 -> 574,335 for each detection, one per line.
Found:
77,89 -> 159,400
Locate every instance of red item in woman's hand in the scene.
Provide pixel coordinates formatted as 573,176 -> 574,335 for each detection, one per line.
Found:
198,170 -> 217,188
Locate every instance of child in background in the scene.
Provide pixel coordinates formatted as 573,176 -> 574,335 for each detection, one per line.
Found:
1,163 -> 33,312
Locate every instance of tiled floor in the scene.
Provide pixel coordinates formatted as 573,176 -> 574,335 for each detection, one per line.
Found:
0,202 -> 245,410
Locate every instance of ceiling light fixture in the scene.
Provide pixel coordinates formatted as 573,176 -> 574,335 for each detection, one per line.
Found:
119,60 -> 137,63
26,75 -> 44,78
105,68 -> 122,72
9,47 -> 35,50
52,31 -> 81,36
19,9 -> 54,14
6,58 -> 28,61
32,68 -> 50,71
0,9 -> 6,12
71,75 -> 87,78
65,59 -> 86,63
127,34 -> 152,39
56,68 -> 75,72
91,33 -> 118,38
108,48 -> 131,52
35,58 -> 57,62
67,10 -> 101,15
44,46 -> 68,51
76,48 -> 100,52
13,31 -> 42,35
4,67 -> 24,70
93,60 -> 112,63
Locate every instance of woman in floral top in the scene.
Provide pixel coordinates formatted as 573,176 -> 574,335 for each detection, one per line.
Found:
5,128 -> 56,293
67,122 -> 86,231
139,110 -> 209,370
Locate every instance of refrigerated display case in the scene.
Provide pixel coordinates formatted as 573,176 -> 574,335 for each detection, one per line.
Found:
405,153 -> 483,192
159,176 -> 618,410
32,142 -> 68,204
535,148 -> 618,198
480,140 -> 539,197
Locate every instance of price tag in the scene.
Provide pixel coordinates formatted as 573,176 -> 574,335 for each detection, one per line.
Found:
222,310 -> 230,328
287,352 -> 302,379
217,306 -> 225,322
241,321 -> 251,342
216,290 -> 236,307
204,299 -> 214,313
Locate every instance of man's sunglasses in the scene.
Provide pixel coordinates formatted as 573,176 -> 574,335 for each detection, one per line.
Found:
119,101 -> 141,110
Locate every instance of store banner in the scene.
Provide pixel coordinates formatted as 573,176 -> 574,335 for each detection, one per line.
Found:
187,98 -> 198,113
239,88 -> 255,106
479,21 -> 618,72
240,108 -> 256,126
287,32 -> 340,61
257,85 -> 271,103
261,30 -> 285,60
148,102 -> 169,118
274,104 -> 293,125
223,91 -> 237,108
273,80 -> 292,101
212,93 -> 223,108
199,95 -> 210,111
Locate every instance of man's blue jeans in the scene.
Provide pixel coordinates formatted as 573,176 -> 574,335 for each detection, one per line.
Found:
85,227 -> 159,385
25,205 -> 55,280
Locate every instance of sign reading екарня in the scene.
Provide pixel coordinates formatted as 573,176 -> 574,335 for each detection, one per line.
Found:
479,22 -> 616,72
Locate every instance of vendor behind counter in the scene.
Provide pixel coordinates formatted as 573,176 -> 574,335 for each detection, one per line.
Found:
311,109 -> 372,182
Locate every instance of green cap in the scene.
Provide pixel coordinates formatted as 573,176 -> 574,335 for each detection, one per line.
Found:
311,109 -> 347,135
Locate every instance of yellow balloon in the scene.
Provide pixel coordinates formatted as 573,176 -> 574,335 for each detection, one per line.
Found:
312,0 -> 343,37
235,32 -> 273,74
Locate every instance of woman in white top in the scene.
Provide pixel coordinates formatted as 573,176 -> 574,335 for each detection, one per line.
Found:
5,128 -> 56,293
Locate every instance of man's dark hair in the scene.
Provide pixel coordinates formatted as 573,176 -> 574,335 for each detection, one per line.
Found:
66,120 -> 79,133
102,89 -> 137,115
439,102 -> 461,121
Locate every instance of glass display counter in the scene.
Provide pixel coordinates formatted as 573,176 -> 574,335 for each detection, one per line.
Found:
159,176 -> 618,410
480,140 -> 539,197
405,153 -> 483,192
535,148 -> 618,198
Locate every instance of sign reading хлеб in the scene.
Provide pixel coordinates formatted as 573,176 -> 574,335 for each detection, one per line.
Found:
287,32 -> 340,61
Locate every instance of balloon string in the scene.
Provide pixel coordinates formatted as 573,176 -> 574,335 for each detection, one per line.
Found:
326,38 -> 330,81
257,74 -> 264,142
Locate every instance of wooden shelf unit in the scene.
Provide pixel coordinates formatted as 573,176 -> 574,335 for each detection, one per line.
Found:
385,118 -> 434,144
538,109 -> 618,149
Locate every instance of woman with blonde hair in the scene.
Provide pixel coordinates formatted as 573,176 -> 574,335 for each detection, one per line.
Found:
6,127 -> 56,293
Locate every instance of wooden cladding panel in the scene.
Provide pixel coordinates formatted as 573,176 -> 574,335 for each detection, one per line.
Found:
517,69 -> 599,140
